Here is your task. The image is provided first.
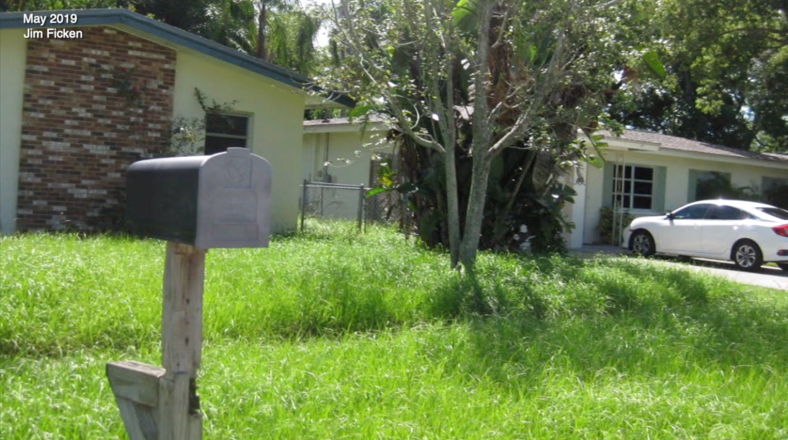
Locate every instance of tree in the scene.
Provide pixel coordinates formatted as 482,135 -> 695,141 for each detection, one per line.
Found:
261,2 -> 321,74
130,0 -> 259,54
1,0 -> 120,10
321,0 -> 645,270
4,0 -> 323,76
610,0 -> 788,152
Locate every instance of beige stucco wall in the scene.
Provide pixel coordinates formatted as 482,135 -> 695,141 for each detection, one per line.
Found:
583,149 -> 788,244
173,49 -> 306,232
301,129 -> 393,220
302,130 -> 391,185
0,28 -> 26,235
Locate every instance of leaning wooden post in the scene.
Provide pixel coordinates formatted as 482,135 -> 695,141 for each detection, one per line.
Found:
108,148 -> 272,440
159,242 -> 206,440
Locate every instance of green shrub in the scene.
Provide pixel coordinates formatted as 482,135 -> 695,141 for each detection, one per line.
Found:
596,206 -> 634,245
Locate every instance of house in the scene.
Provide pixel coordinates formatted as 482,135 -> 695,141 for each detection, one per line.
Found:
568,130 -> 788,248
302,116 -> 393,186
0,8 -> 349,235
301,116 -> 395,220
302,119 -> 788,249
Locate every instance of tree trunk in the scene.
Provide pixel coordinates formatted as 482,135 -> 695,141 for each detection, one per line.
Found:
458,154 -> 492,270
444,142 -> 461,267
256,1 -> 267,60
458,0 -> 494,272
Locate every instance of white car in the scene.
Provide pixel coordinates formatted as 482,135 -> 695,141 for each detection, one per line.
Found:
622,200 -> 788,271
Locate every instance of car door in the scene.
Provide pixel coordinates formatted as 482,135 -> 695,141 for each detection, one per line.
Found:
658,203 -> 713,254
700,205 -> 750,256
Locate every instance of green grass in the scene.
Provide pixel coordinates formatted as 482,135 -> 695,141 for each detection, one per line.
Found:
2,225 -> 788,439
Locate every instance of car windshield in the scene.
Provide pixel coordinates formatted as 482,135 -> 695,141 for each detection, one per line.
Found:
756,207 -> 788,220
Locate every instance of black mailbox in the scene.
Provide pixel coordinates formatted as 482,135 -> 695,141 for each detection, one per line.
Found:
126,148 -> 272,248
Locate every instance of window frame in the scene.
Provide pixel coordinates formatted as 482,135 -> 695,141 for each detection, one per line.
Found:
612,164 -> 655,211
204,112 -> 251,155
689,170 -> 733,202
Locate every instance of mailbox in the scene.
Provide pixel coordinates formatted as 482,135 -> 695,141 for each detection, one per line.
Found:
126,148 -> 271,248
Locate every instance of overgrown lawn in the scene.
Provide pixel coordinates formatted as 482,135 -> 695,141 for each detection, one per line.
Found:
1,225 -> 787,439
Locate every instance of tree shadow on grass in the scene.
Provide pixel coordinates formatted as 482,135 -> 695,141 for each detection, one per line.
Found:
441,258 -> 788,388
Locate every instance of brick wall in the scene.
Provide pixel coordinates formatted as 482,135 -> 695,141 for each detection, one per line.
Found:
17,26 -> 176,231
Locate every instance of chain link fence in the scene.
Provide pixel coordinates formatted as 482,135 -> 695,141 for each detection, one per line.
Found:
300,180 -> 402,233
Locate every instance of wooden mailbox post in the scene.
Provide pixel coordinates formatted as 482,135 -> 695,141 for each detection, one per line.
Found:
108,148 -> 272,440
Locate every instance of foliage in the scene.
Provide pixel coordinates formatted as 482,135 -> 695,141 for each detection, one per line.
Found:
609,0 -> 788,152
168,88 -> 238,156
110,66 -> 146,108
319,0 -> 647,269
258,0 -> 321,75
5,0 -> 323,76
597,206 -> 634,245
0,0 -> 118,10
132,0 -> 321,75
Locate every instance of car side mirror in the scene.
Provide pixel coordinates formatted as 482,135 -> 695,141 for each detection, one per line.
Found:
666,212 -> 675,220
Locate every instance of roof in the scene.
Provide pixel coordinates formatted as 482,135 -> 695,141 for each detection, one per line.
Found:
602,129 -> 788,166
0,9 -> 354,107
303,115 -> 391,133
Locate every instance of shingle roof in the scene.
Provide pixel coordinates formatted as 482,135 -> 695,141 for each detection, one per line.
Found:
603,130 -> 788,165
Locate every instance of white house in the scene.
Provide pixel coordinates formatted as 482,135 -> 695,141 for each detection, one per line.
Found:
301,116 -> 395,220
302,116 -> 393,186
569,130 -> 788,248
301,119 -> 788,248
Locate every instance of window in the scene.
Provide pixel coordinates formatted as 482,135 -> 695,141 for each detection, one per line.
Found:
205,113 -> 249,155
763,177 -> 788,191
757,207 -> 788,221
706,205 -> 754,220
689,170 -> 733,201
672,203 -> 712,220
612,165 -> 654,210
762,177 -> 788,209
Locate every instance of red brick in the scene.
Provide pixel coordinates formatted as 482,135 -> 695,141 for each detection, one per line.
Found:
17,26 -> 176,231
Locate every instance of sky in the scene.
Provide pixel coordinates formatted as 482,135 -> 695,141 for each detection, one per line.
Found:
303,0 -> 333,47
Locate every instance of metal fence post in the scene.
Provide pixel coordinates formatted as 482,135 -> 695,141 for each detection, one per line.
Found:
357,184 -> 365,233
301,179 -> 307,233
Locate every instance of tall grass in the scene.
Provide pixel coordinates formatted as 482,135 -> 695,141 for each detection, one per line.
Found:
2,225 -> 787,438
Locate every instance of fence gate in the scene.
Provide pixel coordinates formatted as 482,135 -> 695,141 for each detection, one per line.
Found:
300,180 -> 402,233
301,180 -> 366,232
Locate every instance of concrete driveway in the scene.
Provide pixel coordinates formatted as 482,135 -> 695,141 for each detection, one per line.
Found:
671,259 -> 788,291
574,245 -> 788,291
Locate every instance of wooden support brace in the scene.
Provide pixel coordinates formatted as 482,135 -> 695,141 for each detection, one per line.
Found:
107,361 -> 165,440
107,242 -> 206,440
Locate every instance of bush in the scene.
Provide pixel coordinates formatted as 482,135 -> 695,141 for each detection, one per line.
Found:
597,206 -> 634,245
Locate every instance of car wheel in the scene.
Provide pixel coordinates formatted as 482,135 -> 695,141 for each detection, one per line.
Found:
778,263 -> 788,272
631,230 -> 655,257
732,240 -> 763,271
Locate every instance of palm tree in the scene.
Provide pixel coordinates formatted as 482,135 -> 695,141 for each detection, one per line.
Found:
133,0 -> 321,75
131,0 -> 258,54
255,0 -> 321,75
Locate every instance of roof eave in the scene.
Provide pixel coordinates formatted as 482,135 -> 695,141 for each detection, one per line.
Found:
611,145 -> 788,170
0,9 -> 352,106
303,121 -> 389,134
